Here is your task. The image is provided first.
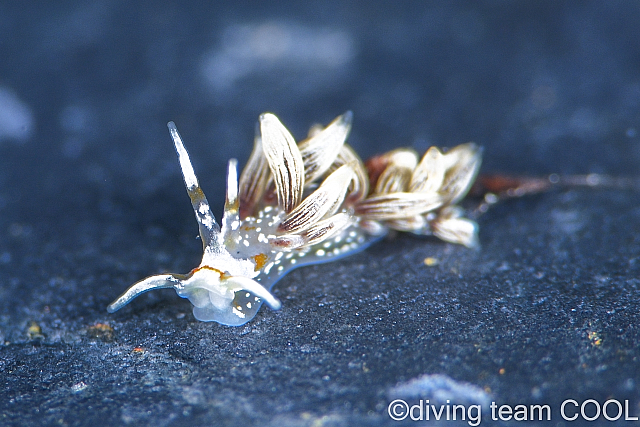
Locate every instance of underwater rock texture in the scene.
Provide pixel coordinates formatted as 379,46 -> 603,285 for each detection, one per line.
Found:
1,2 -> 640,426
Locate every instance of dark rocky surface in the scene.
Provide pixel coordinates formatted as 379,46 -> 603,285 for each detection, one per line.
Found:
1,2 -> 640,426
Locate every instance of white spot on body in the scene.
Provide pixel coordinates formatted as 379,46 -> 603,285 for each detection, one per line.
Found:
201,215 -> 214,230
264,262 -> 274,274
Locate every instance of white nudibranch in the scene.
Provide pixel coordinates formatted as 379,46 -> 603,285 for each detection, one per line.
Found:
107,112 -> 482,325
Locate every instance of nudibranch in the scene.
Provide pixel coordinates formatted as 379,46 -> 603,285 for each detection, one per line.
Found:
107,112 -> 482,325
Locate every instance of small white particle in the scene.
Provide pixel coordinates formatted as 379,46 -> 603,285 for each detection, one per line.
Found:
275,252 -> 283,260
323,242 -> 331,248
278,266 -> 283,271
334,236 -> 342,243
349,231 -> 357,237
246,292 -> 251,298
316,249 -> 326,256
285,253 -> 294,259
264,262 -> 274,274
243,240 -> 250,247
71,382 -> 88,393
290,258 -> 297,264
247,302 -> 252,309
199,205 -> 208,214
254,297 -> 259,301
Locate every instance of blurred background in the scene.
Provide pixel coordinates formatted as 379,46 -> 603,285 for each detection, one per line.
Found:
1,2 -> 639,224
1,2 -> 640,425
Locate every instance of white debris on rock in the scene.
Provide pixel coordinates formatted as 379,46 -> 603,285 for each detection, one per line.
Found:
0,87 -> 34,143
201,21 -> 355,93
388,374 -> 491,407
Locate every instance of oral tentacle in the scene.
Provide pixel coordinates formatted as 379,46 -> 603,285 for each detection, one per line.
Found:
107,274 -> 179,313
224,276 -> 281,310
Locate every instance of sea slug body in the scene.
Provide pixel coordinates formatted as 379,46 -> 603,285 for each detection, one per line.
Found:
107,112 -> 481,325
